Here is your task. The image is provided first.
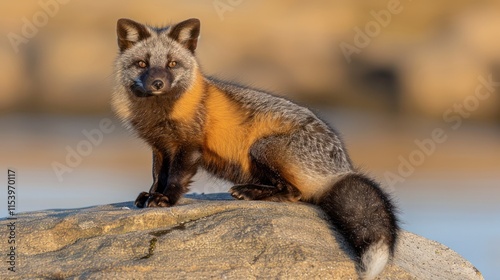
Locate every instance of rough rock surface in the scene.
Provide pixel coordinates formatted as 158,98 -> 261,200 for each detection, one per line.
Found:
0,193 -> 483,280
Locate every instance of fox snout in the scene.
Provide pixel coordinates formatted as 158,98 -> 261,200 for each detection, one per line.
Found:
131,67 -> 172,97
144,67 -> 171,93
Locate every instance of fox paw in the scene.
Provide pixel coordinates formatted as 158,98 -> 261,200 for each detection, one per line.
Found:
135,192 -> 150,208
134,192 -> 171,208
230,185 -> 267,200
230,184 -> 302,202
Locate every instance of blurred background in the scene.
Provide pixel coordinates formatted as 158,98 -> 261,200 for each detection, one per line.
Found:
1,0 -> 499,278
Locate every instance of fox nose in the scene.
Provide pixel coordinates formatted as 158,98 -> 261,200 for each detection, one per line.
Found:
152,80 -> 164,91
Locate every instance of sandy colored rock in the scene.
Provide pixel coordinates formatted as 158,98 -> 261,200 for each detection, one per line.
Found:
0,193 -> 483,280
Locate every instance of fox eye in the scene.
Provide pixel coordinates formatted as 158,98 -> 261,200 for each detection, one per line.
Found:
167,61 -> 177,68
137,60 -> 147,68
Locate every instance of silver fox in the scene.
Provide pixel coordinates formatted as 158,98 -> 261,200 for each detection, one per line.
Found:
112,18 -> 399,279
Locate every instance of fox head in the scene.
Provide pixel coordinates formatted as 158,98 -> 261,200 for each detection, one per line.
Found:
114,18 -> 200,98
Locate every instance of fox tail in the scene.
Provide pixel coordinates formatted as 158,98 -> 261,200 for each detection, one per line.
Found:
317,173 -> 399,280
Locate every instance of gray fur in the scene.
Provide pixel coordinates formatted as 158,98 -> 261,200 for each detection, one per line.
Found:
209,78 -> 353,176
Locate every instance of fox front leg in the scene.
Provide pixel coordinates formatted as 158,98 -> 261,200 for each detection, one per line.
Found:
137,147 -> 200,208
135,148 -> 170,208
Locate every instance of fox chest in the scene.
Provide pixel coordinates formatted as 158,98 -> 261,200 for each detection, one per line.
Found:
132,116 -> 203,150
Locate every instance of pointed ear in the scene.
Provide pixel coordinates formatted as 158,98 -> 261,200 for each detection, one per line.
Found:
116,18 -> 151,52
168,18 -> 200,53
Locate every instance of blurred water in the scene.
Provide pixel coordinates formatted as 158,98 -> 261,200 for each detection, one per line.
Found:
0,111 -> 498,279
397,177 -> 500,279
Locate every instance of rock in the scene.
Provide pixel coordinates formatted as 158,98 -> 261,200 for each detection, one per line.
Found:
0,193 -> 483,280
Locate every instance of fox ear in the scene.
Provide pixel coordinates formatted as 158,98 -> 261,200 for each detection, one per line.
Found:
168,18 -> 200,53
117,18 -> 151,52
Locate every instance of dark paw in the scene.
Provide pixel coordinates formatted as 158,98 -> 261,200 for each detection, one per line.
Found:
230,184 -> 265,200
135,192 -> 171,208
146,192 -> 171,207
135,192 -> 150,208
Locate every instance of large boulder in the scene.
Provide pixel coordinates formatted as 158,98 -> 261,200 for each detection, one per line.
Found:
0,193 -> 483,279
